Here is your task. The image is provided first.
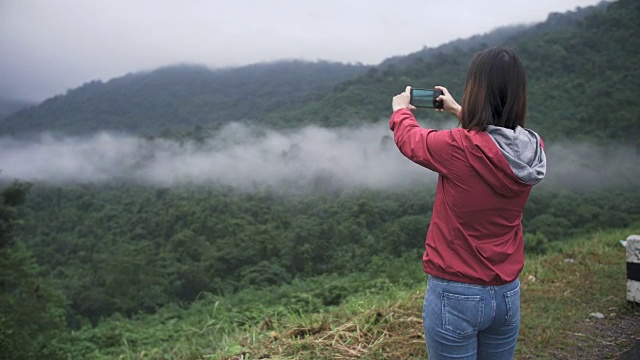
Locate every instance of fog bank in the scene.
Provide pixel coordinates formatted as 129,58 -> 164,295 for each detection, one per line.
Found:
0,123 -> 637,191
0,123 -> 431,190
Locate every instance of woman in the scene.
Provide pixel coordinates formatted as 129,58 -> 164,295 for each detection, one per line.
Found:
390,47 -> 546,359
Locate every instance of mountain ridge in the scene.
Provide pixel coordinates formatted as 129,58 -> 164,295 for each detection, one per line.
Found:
262,0 -> 638,145
0,60 -> 370,136
1,0 -> 636,145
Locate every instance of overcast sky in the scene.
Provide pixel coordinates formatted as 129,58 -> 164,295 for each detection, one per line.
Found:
1,0 -> 604,102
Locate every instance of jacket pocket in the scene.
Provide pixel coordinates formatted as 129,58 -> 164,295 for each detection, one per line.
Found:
504,285 -> 521,327
441,292 -> 485,336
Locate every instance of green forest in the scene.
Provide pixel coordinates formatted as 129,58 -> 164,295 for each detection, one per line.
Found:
0,61 -> 370,136
1,0 -> 639,359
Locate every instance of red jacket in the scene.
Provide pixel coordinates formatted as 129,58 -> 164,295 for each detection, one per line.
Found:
390,109 -> 546,285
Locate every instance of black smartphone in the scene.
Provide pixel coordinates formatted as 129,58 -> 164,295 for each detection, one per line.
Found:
410,88 -> 444,109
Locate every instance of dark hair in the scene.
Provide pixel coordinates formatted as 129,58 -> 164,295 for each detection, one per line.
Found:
460,47 -> 527,131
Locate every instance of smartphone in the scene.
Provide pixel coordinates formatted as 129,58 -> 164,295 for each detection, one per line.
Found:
410,88 -> 444,109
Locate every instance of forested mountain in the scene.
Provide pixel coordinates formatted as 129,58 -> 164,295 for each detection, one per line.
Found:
0,61 -> 369,136
264,0 -> 639,145
1,0 -> 636,144
379,2 -> 608,69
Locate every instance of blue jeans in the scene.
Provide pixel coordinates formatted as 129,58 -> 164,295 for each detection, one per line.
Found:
423,275 -> 520,360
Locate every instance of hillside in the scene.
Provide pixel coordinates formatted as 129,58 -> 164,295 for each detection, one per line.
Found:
219,228 -> 640,360
378,2 -> 607,69
264,0 -> 639,145
7,182 -> 638,330
0,61 -> 369,136
43,227 -> 640,359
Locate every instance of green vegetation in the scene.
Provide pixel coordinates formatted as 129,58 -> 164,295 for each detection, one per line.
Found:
0,181 -> 68,359
18,226 -> 640,359
263,0 -> 640,145
0,61 -> 369,136
0,182 -> 636,358
11,184 -> 638,328
230,227 -> 640,360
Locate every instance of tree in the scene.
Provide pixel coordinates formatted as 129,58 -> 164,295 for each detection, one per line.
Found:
0,180 -> 67,359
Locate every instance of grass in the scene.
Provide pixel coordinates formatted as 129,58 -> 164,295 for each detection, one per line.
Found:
210,227 -> 640,360
517,227 -> 640,359
70,226 -> 640,359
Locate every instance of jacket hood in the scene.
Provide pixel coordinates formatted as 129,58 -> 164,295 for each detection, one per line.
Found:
485,125 -> 546,185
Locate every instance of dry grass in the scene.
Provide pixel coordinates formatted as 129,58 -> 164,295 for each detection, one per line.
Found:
217,295 -> 427,359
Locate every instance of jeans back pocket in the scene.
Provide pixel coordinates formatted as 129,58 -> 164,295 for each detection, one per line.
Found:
441,292 -> 485,336
503,285 -> 521,327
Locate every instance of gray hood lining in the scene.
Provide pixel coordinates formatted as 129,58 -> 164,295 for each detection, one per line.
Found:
486,125 -> 547,185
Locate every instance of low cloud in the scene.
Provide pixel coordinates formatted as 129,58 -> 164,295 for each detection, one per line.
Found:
0,123 -> 637,191
0,123 -> 432,190
541,142 -> 639,190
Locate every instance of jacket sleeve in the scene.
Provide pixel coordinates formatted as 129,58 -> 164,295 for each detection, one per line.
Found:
389,108 -> 455,176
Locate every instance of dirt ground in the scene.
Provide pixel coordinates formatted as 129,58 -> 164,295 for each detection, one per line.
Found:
555,308 -> 640,360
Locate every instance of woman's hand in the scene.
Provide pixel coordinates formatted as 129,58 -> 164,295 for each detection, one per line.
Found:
392,86 -> 416,112
435,86 -> 461,118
